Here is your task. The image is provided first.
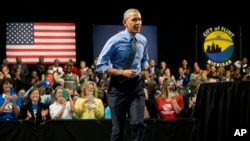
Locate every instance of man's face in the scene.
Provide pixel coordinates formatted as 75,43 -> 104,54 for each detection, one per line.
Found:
16,57 -> 21,63
243,58 -> 248,64
40,86 -> 52,94
123,11 -> 142,34
39,56 -> 44,63
66,66 -> 72,73
149,60 -> 155,67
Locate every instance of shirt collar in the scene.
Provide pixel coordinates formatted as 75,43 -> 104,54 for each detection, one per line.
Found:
124,29 -> 137,41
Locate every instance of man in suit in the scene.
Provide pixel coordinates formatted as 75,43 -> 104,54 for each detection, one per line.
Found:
11,56 -> 29,77
148,59 -> 161,85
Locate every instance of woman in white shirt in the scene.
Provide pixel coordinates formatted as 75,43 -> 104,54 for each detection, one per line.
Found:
49,86 -> 75,120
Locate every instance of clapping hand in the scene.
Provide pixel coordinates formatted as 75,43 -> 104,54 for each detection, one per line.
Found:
140,69 -> 149,80
41,109 -> 49,117
27,111 -> 32,120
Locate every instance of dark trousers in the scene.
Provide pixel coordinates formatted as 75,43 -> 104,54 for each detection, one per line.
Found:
108,76 -> 146,141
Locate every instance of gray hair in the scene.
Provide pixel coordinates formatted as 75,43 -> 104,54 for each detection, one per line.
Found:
123,8 -> 140,20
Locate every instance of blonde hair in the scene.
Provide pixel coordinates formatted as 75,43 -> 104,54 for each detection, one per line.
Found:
161,79 -> 178,100
54,86 -> 64,97
80,81 -> 98,98
217,66 -> 225,75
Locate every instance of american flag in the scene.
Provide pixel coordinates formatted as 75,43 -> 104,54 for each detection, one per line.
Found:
6,22 -> 76,64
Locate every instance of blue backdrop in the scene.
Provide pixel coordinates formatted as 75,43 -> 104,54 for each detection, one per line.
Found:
92,25 -> 158,64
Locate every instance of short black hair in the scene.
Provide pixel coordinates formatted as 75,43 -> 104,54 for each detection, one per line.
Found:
0,77 -> 15,93
66,64 -> 72,68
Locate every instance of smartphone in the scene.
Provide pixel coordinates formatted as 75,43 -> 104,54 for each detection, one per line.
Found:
10,87 -> 15,96
88,92 -> 93,99
62,89 -> 67,99
169,87 -> 175,93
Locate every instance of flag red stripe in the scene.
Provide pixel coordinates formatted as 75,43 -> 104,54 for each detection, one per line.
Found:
6,55 -> 75,58
33,42 -> 75,45
34,29 -> 75,32
10,62 -> 69,64
35,36 -> 75,39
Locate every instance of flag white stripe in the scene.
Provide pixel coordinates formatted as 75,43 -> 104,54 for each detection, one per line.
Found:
34,39 -> 75,42
34,32 -> 75,36
34,26 -> 75,30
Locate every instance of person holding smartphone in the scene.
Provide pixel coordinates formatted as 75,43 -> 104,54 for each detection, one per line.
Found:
74,81 -> 104,119
49,86 -> 75,120
155,79 -> 184,120
0,77 -> 22,120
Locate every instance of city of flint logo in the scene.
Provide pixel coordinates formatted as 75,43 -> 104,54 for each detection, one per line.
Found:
203,26 -> 234,67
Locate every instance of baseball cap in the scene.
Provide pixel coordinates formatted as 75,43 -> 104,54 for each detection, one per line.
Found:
40,81 -> 51,87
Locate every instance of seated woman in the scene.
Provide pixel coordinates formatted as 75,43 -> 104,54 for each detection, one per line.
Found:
20,87 -> 49,124
0,77 -> 22,120
74,81 -> 104,119
155,79 -> 184,120
49,86 -> 75,120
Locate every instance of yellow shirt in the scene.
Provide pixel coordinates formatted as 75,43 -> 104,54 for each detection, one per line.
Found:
74,97 -> 104,119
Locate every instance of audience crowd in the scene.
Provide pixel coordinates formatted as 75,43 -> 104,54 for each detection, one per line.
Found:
0,56 -> 250,122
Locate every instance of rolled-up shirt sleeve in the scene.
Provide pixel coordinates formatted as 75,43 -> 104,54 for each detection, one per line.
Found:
96,39 -> 115,74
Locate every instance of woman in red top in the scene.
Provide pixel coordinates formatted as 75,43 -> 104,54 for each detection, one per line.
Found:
155,79 -> 184,120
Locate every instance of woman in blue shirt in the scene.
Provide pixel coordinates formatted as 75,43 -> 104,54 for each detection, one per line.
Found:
0,77 -> 22,120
